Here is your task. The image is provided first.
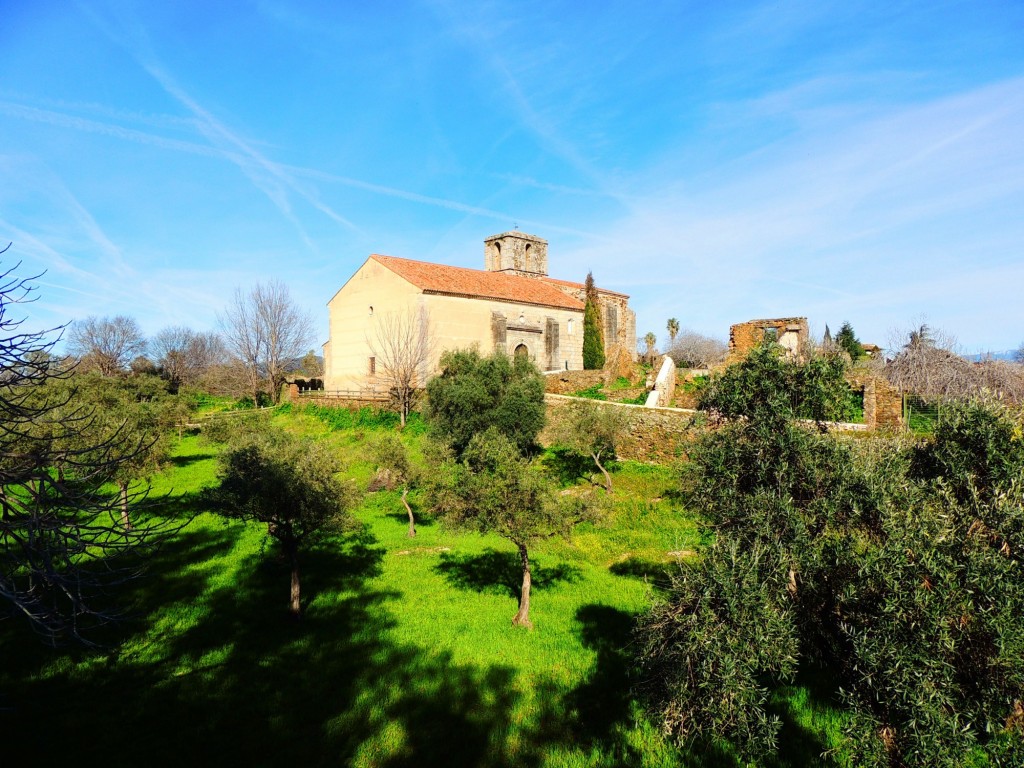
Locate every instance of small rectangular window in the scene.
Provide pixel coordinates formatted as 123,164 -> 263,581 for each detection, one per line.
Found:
368,356 -> 376,375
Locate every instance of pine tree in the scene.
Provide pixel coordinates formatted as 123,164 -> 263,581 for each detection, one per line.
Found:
836,321 -> 863,360
583,272 -> 605,369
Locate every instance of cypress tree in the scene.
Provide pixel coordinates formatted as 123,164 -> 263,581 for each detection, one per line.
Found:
583,272 -> 605,369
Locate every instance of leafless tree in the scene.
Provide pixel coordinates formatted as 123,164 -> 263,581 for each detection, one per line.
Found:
972,358 -> 1024,404
667,329 -> 728,369
219,280 -> 313,404
885,323 -> 974,399
67,315 -> 147,376
151,326 -> 227,391
368,306 -> 433,426
0,255 -> 176,644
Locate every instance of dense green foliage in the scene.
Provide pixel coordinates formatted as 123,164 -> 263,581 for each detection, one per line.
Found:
424,348 -> 545,457
639,343 -> 1024,765
697,342 -> 852,426
583,272 -> 605,370
835,322 -> 863,361
203,425 -> 357,615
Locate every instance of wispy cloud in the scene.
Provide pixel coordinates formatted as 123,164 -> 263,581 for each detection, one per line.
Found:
562,76 -> 1024,349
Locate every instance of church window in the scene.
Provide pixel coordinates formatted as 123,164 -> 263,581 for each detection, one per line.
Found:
368,356 -> 376,374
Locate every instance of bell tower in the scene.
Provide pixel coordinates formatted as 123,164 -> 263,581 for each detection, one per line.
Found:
484,231 -> 548,278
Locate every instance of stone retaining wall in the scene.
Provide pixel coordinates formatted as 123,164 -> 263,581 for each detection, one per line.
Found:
295,392 -> 391,410
543,369 -> 607,395
542,394 -> 699,463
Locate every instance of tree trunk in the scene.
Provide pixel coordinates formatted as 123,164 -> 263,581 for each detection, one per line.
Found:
512,543 -> 533,628
593,452 -> 613,494
287,541 -> 301,618
119,481 -> 132,530
402,486 -> 415,537
400,396 -> 407,428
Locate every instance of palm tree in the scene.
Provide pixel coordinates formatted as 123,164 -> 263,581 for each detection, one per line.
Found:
666,318 -> 680,344
644,332 -> 657,362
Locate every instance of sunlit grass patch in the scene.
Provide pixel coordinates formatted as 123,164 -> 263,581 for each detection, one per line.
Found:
2,408 -> 853,767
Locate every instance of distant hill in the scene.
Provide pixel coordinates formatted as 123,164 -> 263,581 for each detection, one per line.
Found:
966,350 -> 1018,362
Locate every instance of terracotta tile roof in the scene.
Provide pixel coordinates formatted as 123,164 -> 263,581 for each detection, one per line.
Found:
370,254 -> 585,311
541,276 -> 630,299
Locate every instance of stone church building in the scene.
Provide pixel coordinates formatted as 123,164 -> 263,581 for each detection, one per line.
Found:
322,231 -> 635,392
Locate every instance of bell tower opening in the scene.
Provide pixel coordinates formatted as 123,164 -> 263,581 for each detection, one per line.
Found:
484,231 -> 548,278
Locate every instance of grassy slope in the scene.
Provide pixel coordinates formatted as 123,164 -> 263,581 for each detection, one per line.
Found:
1,408 -> 847,767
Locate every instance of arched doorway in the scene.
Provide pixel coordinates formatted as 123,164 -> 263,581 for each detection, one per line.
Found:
514,343 -> 529,359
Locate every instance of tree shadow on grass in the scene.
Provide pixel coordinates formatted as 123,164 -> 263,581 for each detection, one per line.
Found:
763,663 -> 848,768
609,556 -> 677,592
541,446 -> 599,487
151,488 -> 212,520
3,523 -> 586,768
382,509 -> 437,529
568,604 -> 637,744
167,452 -> 217,468
435,548 -> 582,599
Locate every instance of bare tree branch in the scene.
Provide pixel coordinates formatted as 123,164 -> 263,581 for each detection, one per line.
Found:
367,306 -> 434,426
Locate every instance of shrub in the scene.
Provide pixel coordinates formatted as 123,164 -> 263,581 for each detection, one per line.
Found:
424,348 -> 545,457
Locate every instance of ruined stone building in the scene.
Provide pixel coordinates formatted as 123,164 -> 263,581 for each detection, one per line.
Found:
729,317 -> 810,361
322,231 -> 635,391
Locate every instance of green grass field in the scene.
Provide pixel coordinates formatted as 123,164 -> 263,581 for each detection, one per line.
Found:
2,407 -> 850,767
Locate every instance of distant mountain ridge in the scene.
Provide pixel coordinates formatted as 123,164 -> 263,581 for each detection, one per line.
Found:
966,350 -> 1018,362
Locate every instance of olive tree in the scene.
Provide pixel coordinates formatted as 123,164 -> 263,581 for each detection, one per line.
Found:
552,399 -> 632,493
204,426 -> 357,617
428,429 -> 595,628
638,341 -> 1024,766
369,432 -> 420,537
424,348 -> 545,457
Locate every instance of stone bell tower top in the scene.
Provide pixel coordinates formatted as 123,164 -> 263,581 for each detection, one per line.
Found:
484,231 -> 548,278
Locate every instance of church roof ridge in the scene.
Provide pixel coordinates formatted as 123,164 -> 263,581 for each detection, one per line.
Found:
370,254 -> 585,311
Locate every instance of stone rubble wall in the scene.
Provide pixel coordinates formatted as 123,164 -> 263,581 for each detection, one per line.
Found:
541,394 -> 699,463
728,317 -> 809,361
543,369 -> 606,395
846,372 -> 903,429
295,391 -> 391,410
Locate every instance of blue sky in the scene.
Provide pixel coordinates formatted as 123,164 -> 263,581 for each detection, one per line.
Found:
2,0 -> 1023,355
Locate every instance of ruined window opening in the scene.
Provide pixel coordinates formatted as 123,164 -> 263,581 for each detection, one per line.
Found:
514,344 -> 529,359
762,327 -> 778,341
